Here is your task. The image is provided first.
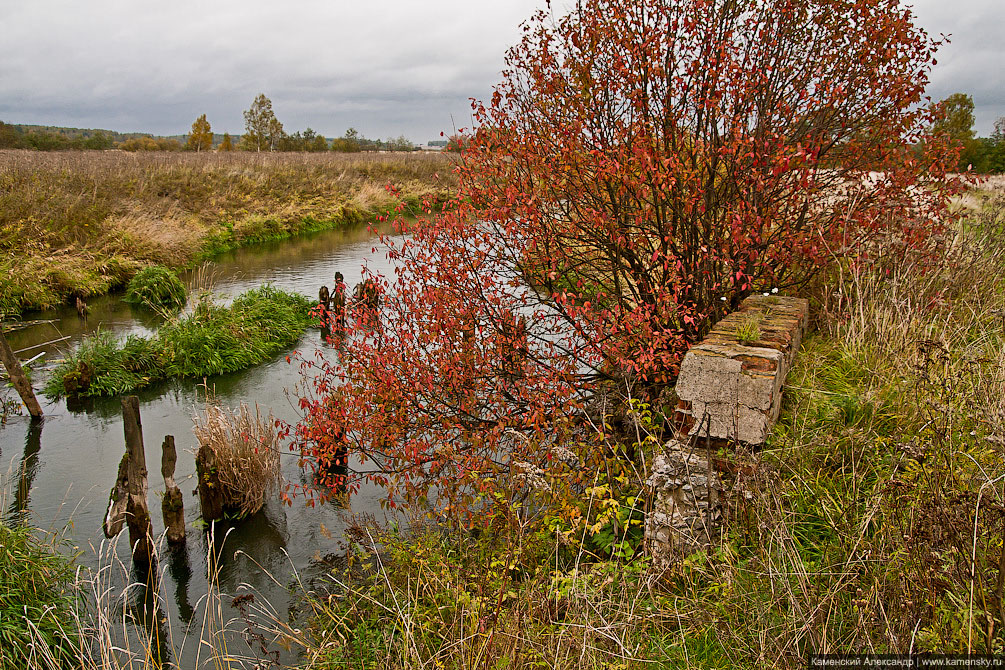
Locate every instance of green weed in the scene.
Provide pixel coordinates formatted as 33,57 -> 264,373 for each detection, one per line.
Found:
45,285 -> 313,399
123,265 -> 187,312
0,522 -> 80,668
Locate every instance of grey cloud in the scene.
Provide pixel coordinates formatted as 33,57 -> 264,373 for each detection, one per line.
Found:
909,0 -> 1005,134
0,0 -> 544,141
1,0 -> 1002,140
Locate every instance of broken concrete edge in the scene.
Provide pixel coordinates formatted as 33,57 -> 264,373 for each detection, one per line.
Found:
673,295 -> 809,446
645,295 -> 809,569
644,439 -> 724,567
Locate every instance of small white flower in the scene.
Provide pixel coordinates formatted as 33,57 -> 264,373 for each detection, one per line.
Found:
720,296 -> 727,301
771,287 -> 779,294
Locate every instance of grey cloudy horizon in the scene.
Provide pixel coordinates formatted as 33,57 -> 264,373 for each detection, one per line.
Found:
0,0 -> 1001,143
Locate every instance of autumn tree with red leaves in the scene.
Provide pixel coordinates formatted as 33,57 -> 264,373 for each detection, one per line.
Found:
291,0 -> 962,515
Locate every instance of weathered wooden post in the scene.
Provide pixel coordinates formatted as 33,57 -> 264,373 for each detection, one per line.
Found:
0,328 -> 43,418
160,435 -> 185,544
332,272 -> 346,333
195,442 -> 224,523
318,285 -> 331,341
104,396 -> 154,565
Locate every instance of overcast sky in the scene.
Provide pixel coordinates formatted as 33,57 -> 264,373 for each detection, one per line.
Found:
0,0 -> 1000,142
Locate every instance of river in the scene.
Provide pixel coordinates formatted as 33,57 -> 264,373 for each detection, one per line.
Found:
0,223 -> 399,668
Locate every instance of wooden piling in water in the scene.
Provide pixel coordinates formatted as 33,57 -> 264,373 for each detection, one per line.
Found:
161,435 -> 185,544
0,328 -> 43,418
332,272 -> 346,333
319,285 -> 331,340
195,442 -> 224,523
103,396 -> 154,565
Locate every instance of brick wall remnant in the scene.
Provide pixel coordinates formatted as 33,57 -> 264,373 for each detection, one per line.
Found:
675,295 -> 809,446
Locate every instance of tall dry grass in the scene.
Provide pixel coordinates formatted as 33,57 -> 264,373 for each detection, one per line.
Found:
1,466 -> 306,669
193,400 -> 281,519
0,150 -> 457,316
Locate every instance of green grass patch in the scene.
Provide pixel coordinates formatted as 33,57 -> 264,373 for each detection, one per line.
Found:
45,285 -> 313,399
123,265 -> 187,312
0,522 -> 80,668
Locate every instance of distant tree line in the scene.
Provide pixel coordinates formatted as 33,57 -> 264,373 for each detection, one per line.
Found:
232,93 -> 420,153
1,93 -> 429,153
0,121 -> 114,150
930,93 -> 1005,174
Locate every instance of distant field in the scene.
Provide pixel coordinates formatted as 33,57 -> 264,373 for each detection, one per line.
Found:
0,150 -> 457,316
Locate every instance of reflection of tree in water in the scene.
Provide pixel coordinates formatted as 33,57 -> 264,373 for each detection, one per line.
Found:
9,417 -> 43,521
125,558 -> 173,668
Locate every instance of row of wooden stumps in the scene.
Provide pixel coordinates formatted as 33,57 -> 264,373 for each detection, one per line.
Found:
103,396 -> 185,565
318,272 -> 347,340
318,273 -> 383,341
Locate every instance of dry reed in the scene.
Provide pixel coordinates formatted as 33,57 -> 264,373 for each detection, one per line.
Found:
193,401 -> 281,519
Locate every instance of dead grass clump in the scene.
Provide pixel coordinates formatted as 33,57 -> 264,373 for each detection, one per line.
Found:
193,401 -> 281,518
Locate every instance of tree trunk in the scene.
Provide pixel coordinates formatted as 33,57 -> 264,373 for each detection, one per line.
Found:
196,442 -> 224,522
0,328 -> 43,418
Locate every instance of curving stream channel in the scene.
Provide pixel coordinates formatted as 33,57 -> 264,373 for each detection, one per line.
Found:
0,223 -> 400,668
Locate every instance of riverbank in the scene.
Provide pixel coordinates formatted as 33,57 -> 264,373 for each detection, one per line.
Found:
4,191 -> 1004,668
0,150 -> 456,317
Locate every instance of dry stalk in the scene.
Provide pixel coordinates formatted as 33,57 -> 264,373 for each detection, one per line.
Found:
193,399 -> 281,519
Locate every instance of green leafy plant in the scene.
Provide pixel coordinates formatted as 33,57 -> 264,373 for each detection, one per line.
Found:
0,523 -> 80,668
45,285 -> 313,399
124,265 -> 188,312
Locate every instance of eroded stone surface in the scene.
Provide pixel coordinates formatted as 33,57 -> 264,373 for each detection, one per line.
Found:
646,295 -> 808,569
645,440 -> 723,567
675,295 -> 808,446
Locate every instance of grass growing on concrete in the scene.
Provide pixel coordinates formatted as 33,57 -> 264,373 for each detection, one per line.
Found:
0,150 -> 456,316
44,285 -> 313,399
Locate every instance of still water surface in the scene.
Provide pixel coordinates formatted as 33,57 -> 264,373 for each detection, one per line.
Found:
0,223 -> 398,667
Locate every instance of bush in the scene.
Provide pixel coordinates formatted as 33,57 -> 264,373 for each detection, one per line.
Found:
123,265 -> 187,313
0,523 -> 80,668
292,0 -> 963,518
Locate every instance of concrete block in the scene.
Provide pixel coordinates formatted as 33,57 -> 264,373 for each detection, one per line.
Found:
674,295 -> 808,446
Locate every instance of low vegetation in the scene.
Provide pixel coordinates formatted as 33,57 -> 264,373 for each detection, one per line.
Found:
123,265 -> 187,313
0,522 -> 80,668
44,285 -> 313,399
193,400 -> 281,518
290,192 -> 1005,668
0,150 -> 455,317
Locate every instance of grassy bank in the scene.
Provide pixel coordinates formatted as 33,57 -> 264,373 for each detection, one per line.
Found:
43,285 -> 313,399
0,150 -> 456,317
0,522 -> 80,668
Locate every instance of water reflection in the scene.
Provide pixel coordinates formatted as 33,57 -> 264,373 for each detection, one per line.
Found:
207,503 -> 289,595
166,542 -> 196,625
124,565 -> 174,669
9,417 -> 43,521
0,222 -> 401,669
